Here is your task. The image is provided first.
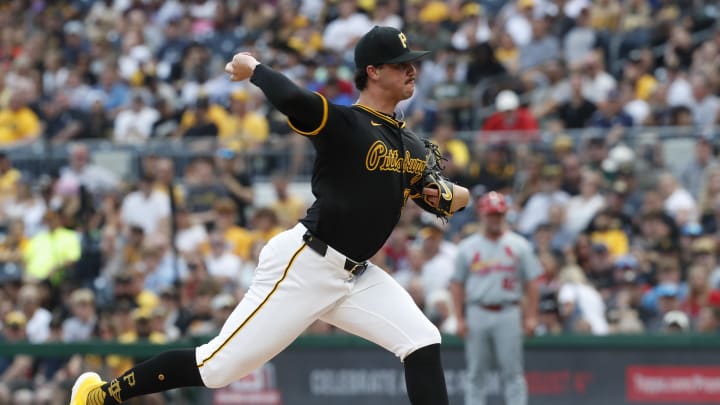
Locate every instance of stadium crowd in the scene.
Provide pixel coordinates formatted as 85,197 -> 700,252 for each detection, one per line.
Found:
0,0 -> 720,403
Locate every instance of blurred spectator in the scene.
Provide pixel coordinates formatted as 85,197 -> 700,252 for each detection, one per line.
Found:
59,143 -> 120,195
0,311 -> 33,404
689,73 -> 719,132
503,0 -> 535,47
215,149 -> 254,227
557,265 -> 609,335
269,173 -> 306,230
430,118 -> 470,182
112,94 -> 160,144
563,7 -> 597,66
249,207 -> 284,247
587,209 -> 629,258
174,208 -> 208,256
207,198 -> 253,261
417,223 -> 457,303
120,174 -> 171,240
184,157 -> 228,225
588,89 -> 633,128
451,3 -> 492,51
564,170 -> 605,236
482,90 -> 540,135
177,96 -> 220,138
221,90 -> 269,151
204,231 -> 242,291
0,90 -> 40,146
17,284 -> 51,344
23,211 -> 81,285
662,310 -> 690,333
645,283 -> 684,332
427,63 -> 472,130
581,52 -> 617,104
682,136 -> 718,200
519,18 -> 560,72
517,164 -> 569,236
41,92 -> 87,143
658,171 -> 698,225
61,288 -> 96,342
535,291 -> 563,335
555,70 -> 597,129
322,0 -> 373,53
466,142 -> 515,193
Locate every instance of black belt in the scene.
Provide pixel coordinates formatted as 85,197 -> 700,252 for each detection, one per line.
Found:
302,231 -> 368,277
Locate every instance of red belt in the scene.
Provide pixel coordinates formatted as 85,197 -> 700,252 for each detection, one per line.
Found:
480,302 -> 519,311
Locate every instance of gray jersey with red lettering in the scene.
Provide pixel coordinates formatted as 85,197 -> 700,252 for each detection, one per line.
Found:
452,231 -> 541,305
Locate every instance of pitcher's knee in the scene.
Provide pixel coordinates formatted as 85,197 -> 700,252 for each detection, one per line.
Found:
400,325 -> 442,361
199,364 -> 242,389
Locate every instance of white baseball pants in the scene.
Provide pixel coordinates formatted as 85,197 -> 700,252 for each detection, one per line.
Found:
195,223 -> 441,388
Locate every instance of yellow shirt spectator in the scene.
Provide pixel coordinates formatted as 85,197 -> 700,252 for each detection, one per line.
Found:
442,139 -> 470,169
636,74 -> 657,101
0,106 -> 40,145
180,104 -> 231,136
202,226 -> 255,260
271,198 -> 306,229
0,167 -> 21,201
591,230 -> 629,258
221,112 -> 270,150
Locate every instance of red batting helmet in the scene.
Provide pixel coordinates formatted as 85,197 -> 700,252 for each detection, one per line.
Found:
479,191 -> 508,214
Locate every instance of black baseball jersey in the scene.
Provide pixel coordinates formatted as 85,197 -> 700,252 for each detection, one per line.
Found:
251,64 -> 428,261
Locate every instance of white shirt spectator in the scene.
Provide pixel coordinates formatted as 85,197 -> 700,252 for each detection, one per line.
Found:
664,187 -> 698,224
564,194 -> 605,236
59,164 -> 119,195
666,76 -> 693,107
559,282 -> 609,335
420,241 -> 457,301
120,189 -> 170,236
26,307 -> 52,343
517,191 -> 570,236
451,20 -> 492,51
582,72 -> 617,104
113,105 -> 159,144
322,13 -> 373,53
691,95 -> 720,132
176,224 -> 208,255
205,252 -> 242,282
505,14 -> 533,47
4,196 -> 46,237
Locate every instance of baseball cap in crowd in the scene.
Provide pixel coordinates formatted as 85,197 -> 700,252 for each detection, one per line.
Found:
5,311 -> 27,328
691,237 -> 715,255
656,283 -> 680,298
662,310 -> 689,331
354,26 -> 430,69
615,255 -> 638,269
496,90 -> 519,112
479,191 -> 508,214
681,222 -> 703,237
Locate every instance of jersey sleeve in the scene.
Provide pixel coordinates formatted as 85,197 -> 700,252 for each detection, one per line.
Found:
518,239 -> 542,282
250,64 -> 329,136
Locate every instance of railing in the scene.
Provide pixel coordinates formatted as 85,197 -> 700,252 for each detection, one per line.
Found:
4,333 -> 720,357
4,126 -> 717,182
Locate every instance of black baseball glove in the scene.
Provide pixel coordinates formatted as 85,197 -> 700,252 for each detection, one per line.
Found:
410,139 -> 456,220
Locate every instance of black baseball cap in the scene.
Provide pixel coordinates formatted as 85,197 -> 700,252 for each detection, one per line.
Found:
354,26 -> 430,69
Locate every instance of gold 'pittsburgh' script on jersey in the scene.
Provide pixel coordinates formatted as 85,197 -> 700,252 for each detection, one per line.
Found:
365,140 -> 426,175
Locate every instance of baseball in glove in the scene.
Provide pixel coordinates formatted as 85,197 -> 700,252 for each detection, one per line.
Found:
410,139 -> 457,220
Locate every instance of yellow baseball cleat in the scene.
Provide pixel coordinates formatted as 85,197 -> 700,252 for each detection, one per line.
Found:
70,372 -> 106,405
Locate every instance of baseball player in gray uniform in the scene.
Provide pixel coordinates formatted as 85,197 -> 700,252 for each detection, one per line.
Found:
451,191 -> 541,405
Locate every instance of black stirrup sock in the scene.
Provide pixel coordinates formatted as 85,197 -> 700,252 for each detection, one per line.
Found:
403,343 -> 450,405
90,349 -> 204,404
